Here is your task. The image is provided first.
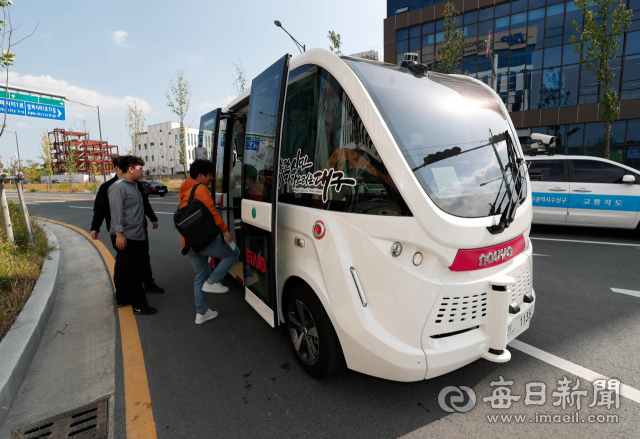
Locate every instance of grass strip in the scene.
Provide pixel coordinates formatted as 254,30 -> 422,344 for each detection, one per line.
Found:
0,201 -> 55,343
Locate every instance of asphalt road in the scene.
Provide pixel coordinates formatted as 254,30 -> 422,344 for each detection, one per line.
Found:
14,192 -> 640,438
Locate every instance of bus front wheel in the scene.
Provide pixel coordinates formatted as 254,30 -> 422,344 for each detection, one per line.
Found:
285,284 -> 345,379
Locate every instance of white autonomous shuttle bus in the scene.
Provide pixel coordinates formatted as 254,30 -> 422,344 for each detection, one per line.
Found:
198,48 -> 535,381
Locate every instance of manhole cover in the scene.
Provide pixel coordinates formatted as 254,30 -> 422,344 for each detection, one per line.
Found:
13,396 -> 108,439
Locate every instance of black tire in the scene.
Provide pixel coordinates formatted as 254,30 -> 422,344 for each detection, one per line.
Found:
160,193 -> 166,197
284,283 -> 346,379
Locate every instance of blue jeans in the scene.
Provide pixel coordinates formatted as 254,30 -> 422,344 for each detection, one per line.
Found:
187,235 -> 241,313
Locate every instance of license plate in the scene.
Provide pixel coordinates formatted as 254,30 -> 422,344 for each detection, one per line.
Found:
159,190 -> 166,193
507,304 -> 534,337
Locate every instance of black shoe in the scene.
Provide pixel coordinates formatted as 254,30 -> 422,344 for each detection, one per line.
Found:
116,300 -> 131,308
144,283 -> 165,294
133,306 -> 158,315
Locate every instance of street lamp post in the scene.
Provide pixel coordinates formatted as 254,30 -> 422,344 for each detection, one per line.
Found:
274,20 -> 305,53
66,99 -> 107,182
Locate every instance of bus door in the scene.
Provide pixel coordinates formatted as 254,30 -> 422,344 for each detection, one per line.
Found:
241,54 -> 290,328
200,108 -> 226,213
224,115 -> 246,251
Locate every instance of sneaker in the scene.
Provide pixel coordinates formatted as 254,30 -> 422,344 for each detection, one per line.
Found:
195,309 -> 219,325
244,272 -> 259,287
144,283 -> 165,294
202,282 -> 229,293
133,306 -> 158,315
115,300 -> 131,308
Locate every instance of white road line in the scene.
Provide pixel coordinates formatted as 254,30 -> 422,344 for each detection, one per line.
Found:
509,340 -> 640,404
611,288 -> 640,298
69,205 -> 173,215
532,254 -> 550,257
26,201 -> 67,205
531,237 -> 640,247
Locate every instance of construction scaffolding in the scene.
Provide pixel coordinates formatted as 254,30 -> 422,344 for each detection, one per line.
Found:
49,129 -> 118,175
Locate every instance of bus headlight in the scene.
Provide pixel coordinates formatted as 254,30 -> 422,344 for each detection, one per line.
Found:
413,252 -> 423,266
524,237 -> 530,251
391,242 -> 402,257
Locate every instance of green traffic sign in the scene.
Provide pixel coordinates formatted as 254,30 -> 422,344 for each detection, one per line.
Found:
7,92 -> 38,103
38,96 -> 65,107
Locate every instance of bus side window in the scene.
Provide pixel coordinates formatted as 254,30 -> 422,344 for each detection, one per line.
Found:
278,64 -> 412,217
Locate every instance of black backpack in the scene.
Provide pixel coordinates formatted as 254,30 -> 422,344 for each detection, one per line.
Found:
174,184 -> 221,255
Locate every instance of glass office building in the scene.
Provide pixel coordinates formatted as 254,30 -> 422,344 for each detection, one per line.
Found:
384,0 -> 640,168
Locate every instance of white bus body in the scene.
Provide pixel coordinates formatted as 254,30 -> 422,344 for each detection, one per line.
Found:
200,48 -> 535,382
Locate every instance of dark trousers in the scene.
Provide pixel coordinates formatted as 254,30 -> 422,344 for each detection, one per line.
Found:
110,237 -> 149,309
110,235 -> 154,289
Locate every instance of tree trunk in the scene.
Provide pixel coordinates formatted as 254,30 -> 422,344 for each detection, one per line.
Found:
604,120 -> 611,160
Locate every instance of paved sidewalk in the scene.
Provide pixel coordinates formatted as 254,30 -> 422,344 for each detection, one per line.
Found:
0,222 -> 116,438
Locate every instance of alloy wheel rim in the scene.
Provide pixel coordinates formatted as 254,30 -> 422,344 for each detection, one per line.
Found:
288,300 -> 319,365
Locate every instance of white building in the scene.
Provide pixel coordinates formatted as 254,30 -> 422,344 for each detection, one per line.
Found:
136,121 -> 202,176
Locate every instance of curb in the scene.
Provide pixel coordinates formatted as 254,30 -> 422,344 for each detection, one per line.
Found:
0,223 -> 60,427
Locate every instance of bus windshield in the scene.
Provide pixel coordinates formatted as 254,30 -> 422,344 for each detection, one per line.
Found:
344,58 -> 526,219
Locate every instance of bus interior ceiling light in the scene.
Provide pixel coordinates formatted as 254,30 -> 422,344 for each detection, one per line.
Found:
413,252 -> 423,266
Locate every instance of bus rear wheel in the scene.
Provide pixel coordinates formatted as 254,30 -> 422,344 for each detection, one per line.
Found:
285,284 -> 345,379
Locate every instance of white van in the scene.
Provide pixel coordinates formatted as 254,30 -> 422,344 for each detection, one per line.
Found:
528,155 -> 640,229
199,48 -> 535,381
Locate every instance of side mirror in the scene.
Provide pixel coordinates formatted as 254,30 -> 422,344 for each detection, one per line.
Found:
623,174 -> 635,184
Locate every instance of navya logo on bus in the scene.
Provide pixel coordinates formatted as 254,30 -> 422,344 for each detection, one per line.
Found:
479,246 -> 514,266
501,32 -> 526,46
246,248 -> 266,273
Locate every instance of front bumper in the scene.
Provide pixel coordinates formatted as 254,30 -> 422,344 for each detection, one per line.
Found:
422,250 -> 534,379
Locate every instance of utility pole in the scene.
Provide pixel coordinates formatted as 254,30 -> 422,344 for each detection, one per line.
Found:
97,105 -> 106,182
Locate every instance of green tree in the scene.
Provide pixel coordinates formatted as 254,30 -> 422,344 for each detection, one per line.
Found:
0,1 -> 37,139
328,30 -> 342,55
232,55 -> 247,95
166,69 -> 192,178
570,0 -> 632,159
62,129 -> 78,191
38,127 -> 52,191
434,3 -> 466,74
125,100 -> 145,156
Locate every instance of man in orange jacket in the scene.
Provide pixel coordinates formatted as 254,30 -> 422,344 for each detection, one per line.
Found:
180,159 -> 240,325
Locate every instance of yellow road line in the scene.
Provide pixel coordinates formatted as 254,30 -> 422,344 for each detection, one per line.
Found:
34,217 -> 158,439
8,196 -> 95,201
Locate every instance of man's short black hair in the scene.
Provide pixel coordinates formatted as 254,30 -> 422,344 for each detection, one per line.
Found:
111,156 -> 120,169
119,155 -> 145,173
189,159 -> 216,179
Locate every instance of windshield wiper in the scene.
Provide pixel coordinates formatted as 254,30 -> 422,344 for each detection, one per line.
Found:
487,131 -> 525,235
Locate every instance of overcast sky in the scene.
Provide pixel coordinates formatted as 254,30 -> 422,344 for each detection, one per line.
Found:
0,0 -> 385,165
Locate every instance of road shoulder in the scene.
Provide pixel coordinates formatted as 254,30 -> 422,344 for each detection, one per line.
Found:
0,222 -> 116,438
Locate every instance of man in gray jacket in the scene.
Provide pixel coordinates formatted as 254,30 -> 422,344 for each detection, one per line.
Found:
108,155 -> 157,315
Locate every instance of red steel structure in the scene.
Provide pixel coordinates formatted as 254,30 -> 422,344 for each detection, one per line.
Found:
49,129 -> 118,174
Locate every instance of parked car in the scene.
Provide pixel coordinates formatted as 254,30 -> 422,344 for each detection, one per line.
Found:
527,155 -> 640,230
139,180 -> 168,197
